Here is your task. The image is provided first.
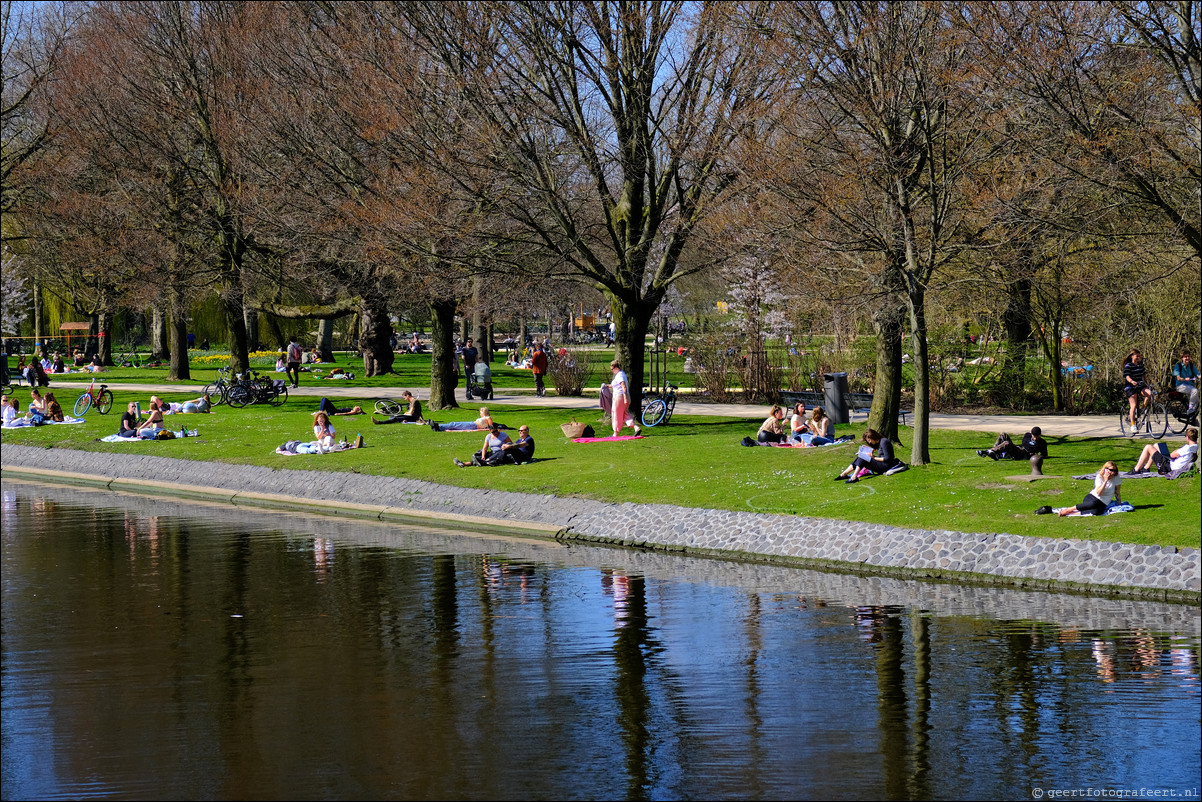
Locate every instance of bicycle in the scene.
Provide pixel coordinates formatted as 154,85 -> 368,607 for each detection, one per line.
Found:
374,398 -> 406,416
202,366 -> 233,406
640,382 -> 678,428
73,379 -> 114,416
227,370 -> 288,408
1162,388 -> 1199,435
1119,386 -> 1167,438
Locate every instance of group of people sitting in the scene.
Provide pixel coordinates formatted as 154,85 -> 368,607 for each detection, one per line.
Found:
754,402 -> 841,446
1,390 -> 65,426
114,393 -> 212,438
976,427 -> 1048,461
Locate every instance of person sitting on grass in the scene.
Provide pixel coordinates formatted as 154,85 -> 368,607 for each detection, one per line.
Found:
1131,427 -> 1198,475
317,398 -> 365,416
807,406 -> 837,446
373,390 -> 424,425
834,428 -> 906,483
313,411 -> 337,449
1058,461 -> 1122,516
788,402 -> 811,443
117,402 -> 141,437
429,406 -> 509,432
137,401 -> 166,438
453,422 -> 531,467
757,405 -> 787,444
976,427 -> 1047,461
1,394 -> 18,426
41,392 -> 65,423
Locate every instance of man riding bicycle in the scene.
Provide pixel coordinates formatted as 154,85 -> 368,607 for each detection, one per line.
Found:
1123,349 -> 1153,430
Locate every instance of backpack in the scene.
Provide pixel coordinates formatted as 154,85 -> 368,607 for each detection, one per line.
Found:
288,343 -> 302,361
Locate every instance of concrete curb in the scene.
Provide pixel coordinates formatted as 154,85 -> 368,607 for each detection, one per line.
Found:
2,444 -> 1197,602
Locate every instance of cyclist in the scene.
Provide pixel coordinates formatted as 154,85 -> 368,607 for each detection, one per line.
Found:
1122,349 -> 1153,431
1172,350 -> 1199,416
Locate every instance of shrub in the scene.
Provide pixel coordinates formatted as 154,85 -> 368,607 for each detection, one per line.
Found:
547,348 -> 598,396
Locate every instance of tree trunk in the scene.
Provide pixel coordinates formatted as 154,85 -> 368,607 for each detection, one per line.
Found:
317,318 -> 335,362
906,289 -> 930,465
609,292 -> 653,414
167,287 -> 191,380
358,295 -> 395,376
428,298 -> 459,410
1001,276 -> 1033,406
221,289 -> 250,376
96,310 -> 114,367
518,317 -> 527,349
32,280 -> 44,357
868,294 -> 905,442
151,306 -> 169,361
244,307 -> 260,352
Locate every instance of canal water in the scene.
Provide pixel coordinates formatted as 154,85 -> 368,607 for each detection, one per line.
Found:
1,481 -> 1199,801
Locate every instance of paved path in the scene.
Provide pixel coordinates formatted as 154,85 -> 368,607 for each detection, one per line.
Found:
40,379 -> 1147,439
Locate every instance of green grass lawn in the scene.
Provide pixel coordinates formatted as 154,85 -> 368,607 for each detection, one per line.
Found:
3,387 -> 1197,550
5,347 -> 688,393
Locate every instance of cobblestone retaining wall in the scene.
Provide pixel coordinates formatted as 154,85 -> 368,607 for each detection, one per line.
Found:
2,444 -> 1197,600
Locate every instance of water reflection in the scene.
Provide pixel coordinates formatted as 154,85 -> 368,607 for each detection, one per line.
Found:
1,482 -> 1199,801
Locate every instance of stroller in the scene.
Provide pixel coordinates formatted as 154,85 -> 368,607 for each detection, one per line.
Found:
465,361 -> 494,401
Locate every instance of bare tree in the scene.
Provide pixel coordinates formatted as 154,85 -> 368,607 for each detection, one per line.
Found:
392,1 -> 783,411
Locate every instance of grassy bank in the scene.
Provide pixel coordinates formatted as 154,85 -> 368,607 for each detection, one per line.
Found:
2,387 -> 1197,550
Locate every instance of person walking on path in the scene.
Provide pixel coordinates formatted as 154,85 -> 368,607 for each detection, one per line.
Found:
286,336 -> 304,389
531,343 -> 548,397
608,359 -> 641,437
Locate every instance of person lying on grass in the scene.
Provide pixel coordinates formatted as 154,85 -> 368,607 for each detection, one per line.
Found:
453,423 -> 534,467
976,427 -> 1047,461
429,406 -> 510,432
318,397 -> 366,416
834,428 -> 906,483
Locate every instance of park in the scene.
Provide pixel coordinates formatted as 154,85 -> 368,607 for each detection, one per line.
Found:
1,2 -> 1199,801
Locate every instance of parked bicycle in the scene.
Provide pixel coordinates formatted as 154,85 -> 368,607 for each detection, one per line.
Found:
1119,387 -> 1167,438
226,370 -> 288,408
73,379 -> 114,416
202,366 -> 233,406
641,382 -> 678,428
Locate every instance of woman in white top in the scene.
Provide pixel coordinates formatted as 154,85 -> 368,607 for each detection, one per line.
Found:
1059,461 -> 1122,516
313,411 -> 336,448
1131,427 -> 1198,474
788,402 -> 810,443
609,359 -> 640,436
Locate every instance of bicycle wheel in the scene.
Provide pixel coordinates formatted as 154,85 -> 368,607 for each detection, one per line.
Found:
641,398 -> 667,427
1118,411 -> 1131,437
203,382 -> 226,406
73,393 -> 92,416
96,389 -> 114,415
1164,395 -> 1189,434
1148,403 -> 1169,439
227,385 -> 250,408
375,399 -> 403,415
268,384 -> 288,407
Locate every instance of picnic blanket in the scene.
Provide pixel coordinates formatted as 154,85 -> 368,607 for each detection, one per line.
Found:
1072,469 -> 1193,481
100,429 -> 195,442
1055,502 -> 1135,517
275,441 -> 360,455
572,435 -> 645,443
3,416 -> 86,429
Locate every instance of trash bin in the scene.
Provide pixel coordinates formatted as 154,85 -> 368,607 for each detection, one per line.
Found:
824,372 -> 850,424
0,353 -> 8,387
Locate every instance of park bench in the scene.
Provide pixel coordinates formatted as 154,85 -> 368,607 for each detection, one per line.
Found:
779,389 -> 908,426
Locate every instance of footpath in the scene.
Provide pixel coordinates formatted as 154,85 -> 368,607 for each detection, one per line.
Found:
40,378 -> 1129,439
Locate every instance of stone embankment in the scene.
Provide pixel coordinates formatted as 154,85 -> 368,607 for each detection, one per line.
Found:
2,444 -> 1197,601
